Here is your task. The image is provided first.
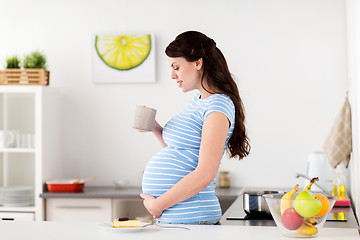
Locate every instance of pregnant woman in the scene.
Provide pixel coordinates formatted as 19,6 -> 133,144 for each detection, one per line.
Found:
140,31 -> 250,225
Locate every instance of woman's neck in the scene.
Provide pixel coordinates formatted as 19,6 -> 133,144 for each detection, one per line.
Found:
199,88 -> 213,99
198,77 -> 218,99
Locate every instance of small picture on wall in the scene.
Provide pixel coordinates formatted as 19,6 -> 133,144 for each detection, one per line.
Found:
92,33 -> 155,83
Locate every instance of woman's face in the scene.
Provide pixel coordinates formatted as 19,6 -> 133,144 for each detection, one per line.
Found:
168,57 -> 203,93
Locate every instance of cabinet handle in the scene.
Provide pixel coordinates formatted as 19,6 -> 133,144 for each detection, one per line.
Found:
2,218 -> 15,221
56,205 -> 101,209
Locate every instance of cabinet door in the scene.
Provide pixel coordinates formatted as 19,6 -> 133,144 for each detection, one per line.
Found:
46,198 -> 112,222
0,212 -> 34,221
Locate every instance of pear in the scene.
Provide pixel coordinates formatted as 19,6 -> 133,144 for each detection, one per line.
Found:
294,177 -> 322,218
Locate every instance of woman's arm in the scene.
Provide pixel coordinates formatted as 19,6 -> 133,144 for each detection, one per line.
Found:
140,111 -> 229,218
152,120 -> 167,148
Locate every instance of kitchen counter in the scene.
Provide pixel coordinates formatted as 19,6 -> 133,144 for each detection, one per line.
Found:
40,186 -> 243,199
41,186 -> 144,199
34,186 -> 359,238
40,186 -> 243,221
0,220 -> 359,240
40,186 -> 359,229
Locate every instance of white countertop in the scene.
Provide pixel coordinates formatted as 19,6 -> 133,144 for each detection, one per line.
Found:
0,221 -> 358,240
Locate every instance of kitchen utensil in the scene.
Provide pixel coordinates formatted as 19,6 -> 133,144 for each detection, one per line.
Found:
141,223 -> 190,230
46,179 -> 87,193
0,130 -> 16,148
70,177 -> 95,184
18,133 -> 34,148
47,183 -> 84,193
113,180 -> 129,189
98,222 -> 190,231
243,191 -> 282,218
263,193 -> 336,237
0,187 -> 34,207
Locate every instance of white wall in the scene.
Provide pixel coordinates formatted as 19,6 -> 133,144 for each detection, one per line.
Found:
347,0 -> 360,221
0,0 -> 347,188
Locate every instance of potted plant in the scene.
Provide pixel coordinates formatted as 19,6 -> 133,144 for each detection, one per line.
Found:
0,50 -> 49,85
23,50 -> 47,70
5,55 -> 21,69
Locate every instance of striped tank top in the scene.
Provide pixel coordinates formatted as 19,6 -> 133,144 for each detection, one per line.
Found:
142,92 -> 235,223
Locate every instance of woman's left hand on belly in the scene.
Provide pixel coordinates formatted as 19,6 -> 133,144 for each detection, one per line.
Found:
140,193 -> 164,219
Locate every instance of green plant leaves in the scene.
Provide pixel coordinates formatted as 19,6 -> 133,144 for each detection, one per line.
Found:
3,51 -> 47,70
23,51 -> 47,70
6,56 -> 21,69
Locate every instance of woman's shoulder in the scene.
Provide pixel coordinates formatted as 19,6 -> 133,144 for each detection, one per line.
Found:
193,92 -> 231,101
210,93 -> 234,107
202,93 -> 235,121
192,92 -> 233,109
211,93 -> 231,101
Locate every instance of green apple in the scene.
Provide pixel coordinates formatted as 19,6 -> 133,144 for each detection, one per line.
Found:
294,190 -> 322,218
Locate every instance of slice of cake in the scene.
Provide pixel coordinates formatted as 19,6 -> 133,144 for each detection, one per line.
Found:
113,217 -> 141,228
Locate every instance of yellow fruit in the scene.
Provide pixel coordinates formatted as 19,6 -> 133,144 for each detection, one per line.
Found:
280,184 -> 299,215
95,34 -> 152,70
296,223 -> 318,235
314,194 -> 330,217
296,217 -> 318,235
304,217 -> 318,226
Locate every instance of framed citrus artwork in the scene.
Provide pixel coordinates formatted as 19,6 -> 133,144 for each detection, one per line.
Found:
92,33 -> 155,83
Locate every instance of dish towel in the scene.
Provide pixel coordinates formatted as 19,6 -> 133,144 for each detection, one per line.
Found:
323,96 -> 352,168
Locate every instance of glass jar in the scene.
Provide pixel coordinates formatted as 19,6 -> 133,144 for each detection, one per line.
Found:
219,171 -> 230,188
333,165 -> 347,199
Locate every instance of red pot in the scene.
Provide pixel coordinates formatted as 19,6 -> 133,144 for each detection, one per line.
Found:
46,180 -> 85,193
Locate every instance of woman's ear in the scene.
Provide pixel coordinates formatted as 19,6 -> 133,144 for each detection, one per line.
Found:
195,58 -> 203,70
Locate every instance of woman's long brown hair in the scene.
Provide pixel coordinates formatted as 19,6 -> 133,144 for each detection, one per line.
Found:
165,31 -> 250,159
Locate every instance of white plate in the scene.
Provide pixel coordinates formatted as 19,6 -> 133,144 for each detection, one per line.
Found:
98,222 -> 145,232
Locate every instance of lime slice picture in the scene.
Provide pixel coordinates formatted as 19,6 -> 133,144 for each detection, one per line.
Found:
95,34 -> 152,71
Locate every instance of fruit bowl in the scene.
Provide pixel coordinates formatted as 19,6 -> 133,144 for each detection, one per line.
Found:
263,193 -> 337,238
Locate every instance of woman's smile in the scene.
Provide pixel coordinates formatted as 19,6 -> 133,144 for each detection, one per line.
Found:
176,80 -> 183,88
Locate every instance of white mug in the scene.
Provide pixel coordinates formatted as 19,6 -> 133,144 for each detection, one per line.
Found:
133,106 -> 157,132
0,130 -> 16,148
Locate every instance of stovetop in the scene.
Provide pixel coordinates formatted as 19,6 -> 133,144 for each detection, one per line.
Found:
220,189 -> 356,228
225,190 -> 347,222
226,207 -> 347,222
226,209 -> 272,220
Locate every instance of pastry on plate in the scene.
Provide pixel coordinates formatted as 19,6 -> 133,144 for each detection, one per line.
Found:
112,217 -> 141,228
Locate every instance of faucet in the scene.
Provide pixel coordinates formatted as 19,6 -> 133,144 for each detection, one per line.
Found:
295,173 -> 332,196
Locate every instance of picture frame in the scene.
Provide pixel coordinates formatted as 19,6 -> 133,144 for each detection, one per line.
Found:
92,33 -> 156,83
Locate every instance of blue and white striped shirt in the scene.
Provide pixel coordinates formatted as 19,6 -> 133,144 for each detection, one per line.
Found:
142,92 -> 235,223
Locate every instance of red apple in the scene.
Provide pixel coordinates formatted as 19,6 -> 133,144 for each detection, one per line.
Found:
281,208 -> 303,230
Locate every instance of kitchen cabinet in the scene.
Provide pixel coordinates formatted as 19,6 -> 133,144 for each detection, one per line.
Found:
0,86 -> 61,221
45,198 -> 150,222
0,211 -> 34,221
41,186 -> 242,221
46,198 -> 112,222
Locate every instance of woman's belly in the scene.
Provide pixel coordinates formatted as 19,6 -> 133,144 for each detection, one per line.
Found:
141,146 -> 221,223
142,147 -> 198,197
